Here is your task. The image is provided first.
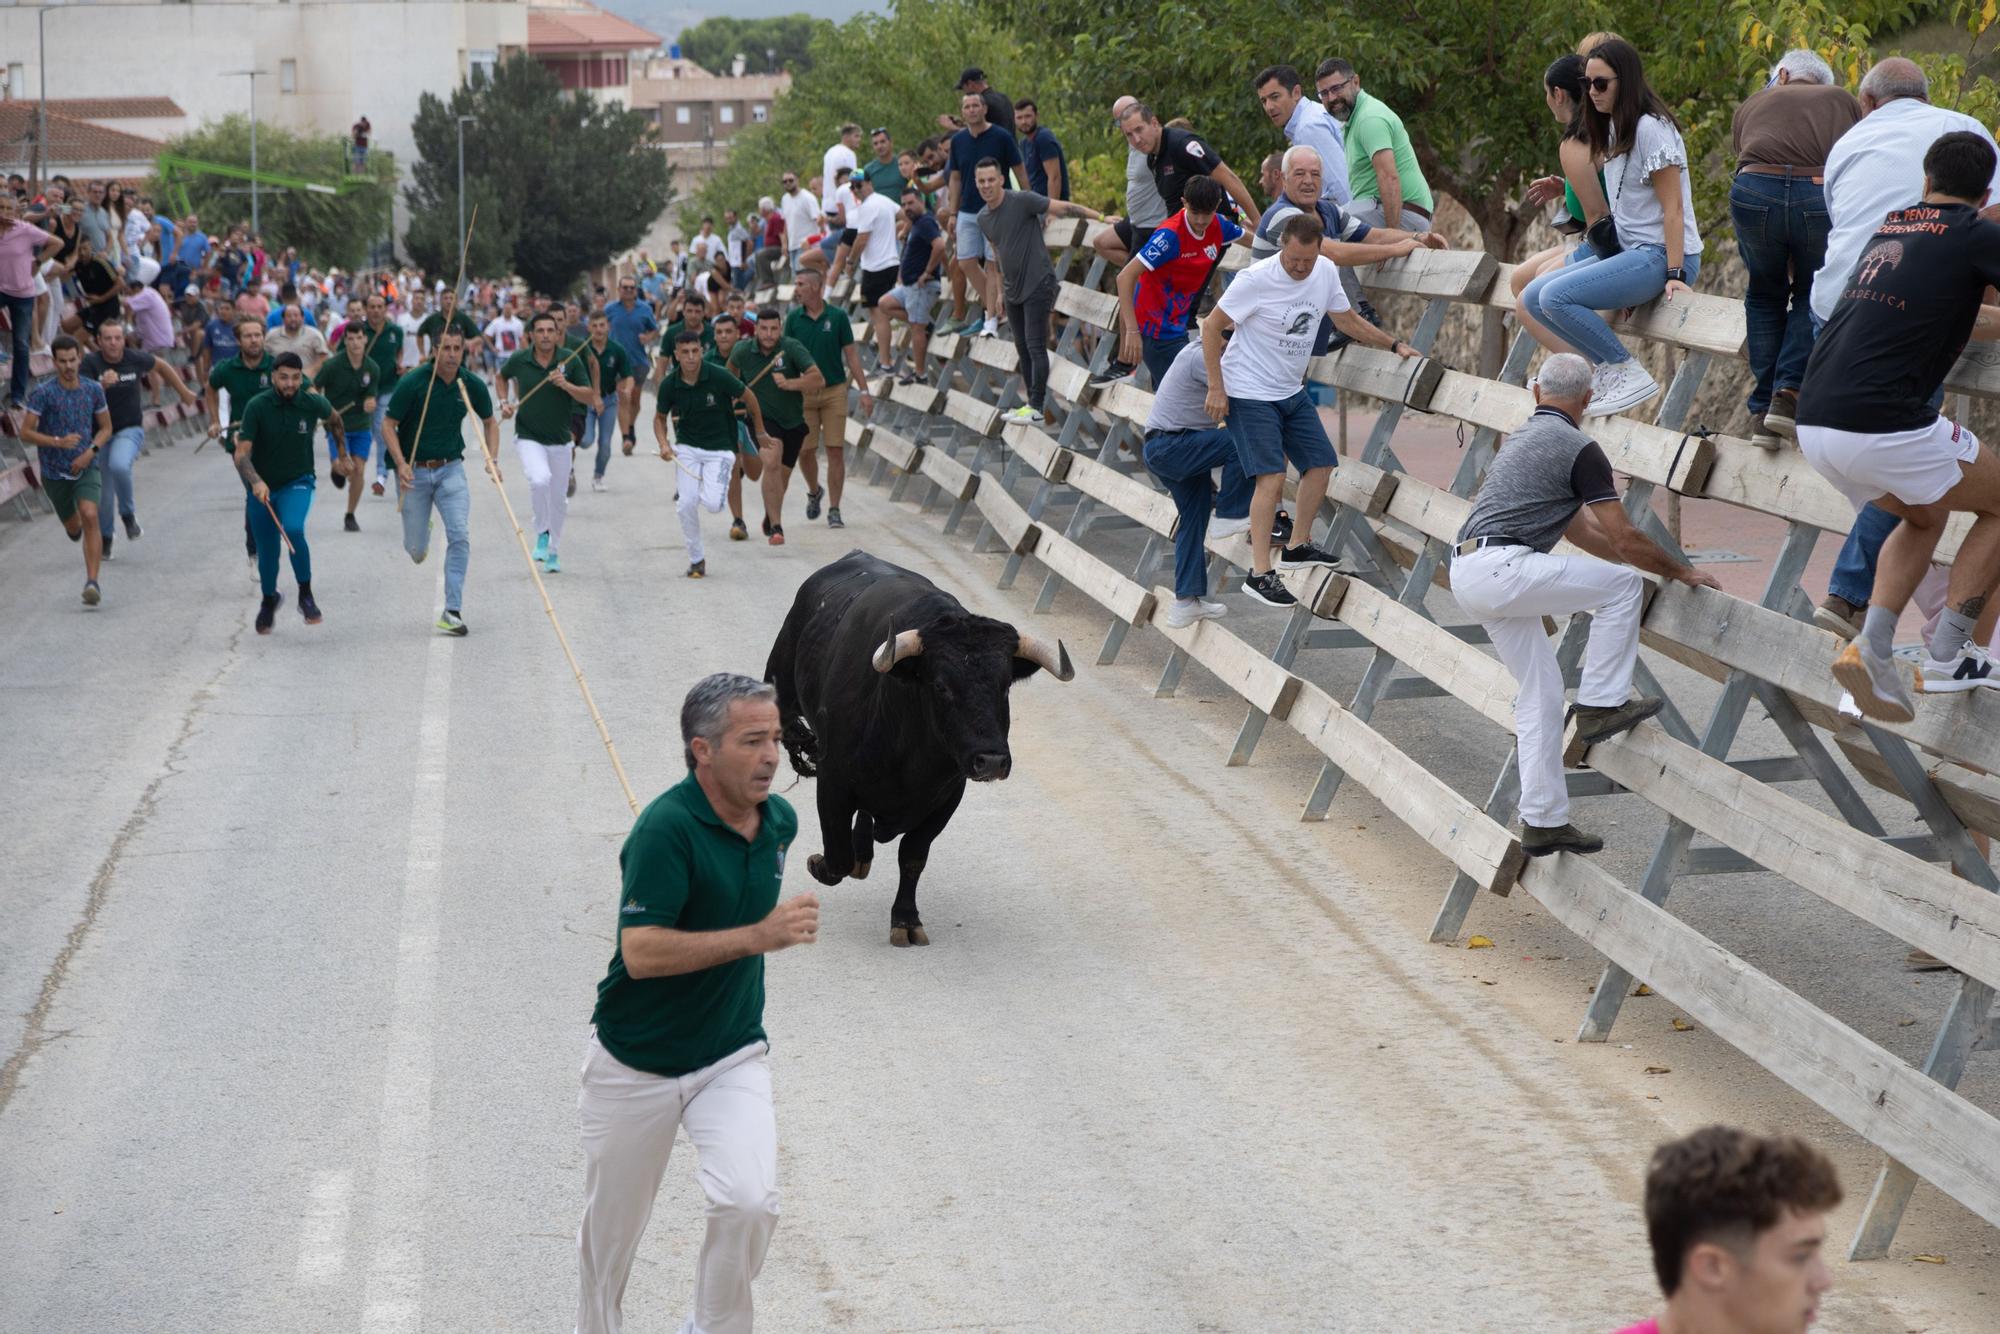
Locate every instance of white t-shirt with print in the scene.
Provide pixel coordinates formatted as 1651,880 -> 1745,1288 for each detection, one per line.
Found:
485,314 -> 525,356
1217,253 -> 1350,402
396,312 -> 424,368
850,194 -> 901,272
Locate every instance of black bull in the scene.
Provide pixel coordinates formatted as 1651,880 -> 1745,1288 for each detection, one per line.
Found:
764,551 -> 1074,946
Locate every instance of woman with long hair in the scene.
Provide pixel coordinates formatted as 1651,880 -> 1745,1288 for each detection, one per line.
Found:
1520,38 -> 1703,416
1513,53 -> 1611,353
103,184 -> 130,272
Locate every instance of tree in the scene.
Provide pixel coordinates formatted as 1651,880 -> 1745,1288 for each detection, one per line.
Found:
679,15 -> 827,74
690,0 -> 1032,224
404,56 -> 672,294
150,116 -> 394,270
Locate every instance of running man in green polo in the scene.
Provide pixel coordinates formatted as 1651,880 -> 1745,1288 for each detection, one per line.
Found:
783,268 -> 873,528
206,316 -> 277,562
359,292 -> 405,496
416,287 -> 482,360
729,306 -> 823,545
575,672 -> 817,1334
582,308 -> 638,492
234,351 -> 347,633
706,316 -> 767,544
381,327 -> 500,635
500,311 -> 596,573
655,330 -> 777,579
311,321 -> 382,531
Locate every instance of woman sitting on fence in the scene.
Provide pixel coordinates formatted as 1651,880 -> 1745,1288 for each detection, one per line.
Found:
1520,38 -> 1702,418
1512,53 -> 1609,355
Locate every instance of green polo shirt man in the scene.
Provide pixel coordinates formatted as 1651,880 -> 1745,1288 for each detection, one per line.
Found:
381,331 -> 498,636
236,384 -> 339,490
232,353 -> 345,625
1343,86 -> 1433,222
576,672 -> 818,1334
313,337 -> 380,434
501,345 -> 584,446
416,301 -> 481,354
383,359 -> 496,464
656,358 -> 750,454
359,296 -> 404,396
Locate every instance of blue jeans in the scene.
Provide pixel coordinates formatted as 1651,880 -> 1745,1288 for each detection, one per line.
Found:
1141,332 -> 1186,391
585,400 -> 620,479
1226,388 -> 1337,478
1729,173 -> 1829,414
247,475 -> 313,598
3,291 -> 34,405
97,425 -> 144,535
1144,426 -> 1252,598
1828,503 -> 1901,608
400,460 -> 472,612
1520,244 -> 1701,366
372,398 -> 391,479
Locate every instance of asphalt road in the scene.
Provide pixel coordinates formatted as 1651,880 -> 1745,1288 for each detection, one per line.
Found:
2,421 -> 1993,1332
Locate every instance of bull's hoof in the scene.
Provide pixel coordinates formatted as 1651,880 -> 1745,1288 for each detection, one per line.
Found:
889,925 -> 910,948
807,854 -> 842,887
907,924 -> 931,946
853,860 -> 871,880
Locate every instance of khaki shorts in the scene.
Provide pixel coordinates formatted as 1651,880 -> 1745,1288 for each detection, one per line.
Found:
800,380 -> 847,453
44,468 -> 102,523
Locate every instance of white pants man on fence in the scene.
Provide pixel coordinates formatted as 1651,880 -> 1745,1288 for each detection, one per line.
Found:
1447,354 -> 1719,857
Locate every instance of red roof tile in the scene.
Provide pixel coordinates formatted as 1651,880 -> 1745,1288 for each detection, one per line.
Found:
40,97 -> 186,121
528,3 -> 660,52
0,104 -> 166,167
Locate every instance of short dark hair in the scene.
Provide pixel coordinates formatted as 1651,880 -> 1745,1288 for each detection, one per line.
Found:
757,306 -> 782,322
529,311 -> 557,330
1254,64 -> 1301,92
344,321 -> 368,338
674,329 -> 703,347
272,351 -> 305,372
50,334 -> 81,357
974,156 -> 1005,177
1926,131 -> 1998,202
1315,57 -> 1355,83
956,66 -> 985,89
1644,1126 -> 1842,1297
1015,98 -> 1037,114
1183,175 -> 1223,215
1278,212 -> 1325,248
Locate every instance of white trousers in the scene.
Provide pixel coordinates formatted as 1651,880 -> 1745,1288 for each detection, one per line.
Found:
676,447 -> 734,564
516,437 -> 573,551
1449,546 -> 1644,827
575,1035 -> 779,1334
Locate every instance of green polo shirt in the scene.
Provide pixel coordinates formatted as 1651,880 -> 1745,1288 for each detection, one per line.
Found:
1345,89 -> 1434,214
728,336 -> 814,431
385,364 -> 494,463
312,351 -> 380,432
656,361 -> 746,453
237,388 -> 335,490
585,337 -> 635,389
208,354 -> 275,427
359,317 -> 404,394
592,774 -> 797,1077
501,347 -> 583,445
783,304 -> 854,386
417,308 -> 482,346
861,157 -> 907,198
664,319 -> 718,359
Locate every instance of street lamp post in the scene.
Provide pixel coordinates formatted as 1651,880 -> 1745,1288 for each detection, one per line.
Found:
222,69 -> 270,234
457,115 -> 477,253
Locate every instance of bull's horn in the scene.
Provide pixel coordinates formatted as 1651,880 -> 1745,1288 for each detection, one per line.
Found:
1016,634 -> 1075,682
872,629 -> 924,673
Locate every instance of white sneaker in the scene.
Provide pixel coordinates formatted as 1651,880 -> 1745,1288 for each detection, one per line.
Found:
592,477 -> 607,493
1165,597 -> 1226,628
1583,361 -> 1661,418
1208,515 -> 1252,540
1918,645 -> 2000,694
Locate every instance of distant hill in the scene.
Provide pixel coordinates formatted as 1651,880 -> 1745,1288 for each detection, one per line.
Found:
597,1 -> 879,50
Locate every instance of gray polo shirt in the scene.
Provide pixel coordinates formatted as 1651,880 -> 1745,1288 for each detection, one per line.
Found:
976,189 -> 1055,306
1456,406 -> 1619,553
1144,340 -> 1217,435
1126,147 -> 1168,231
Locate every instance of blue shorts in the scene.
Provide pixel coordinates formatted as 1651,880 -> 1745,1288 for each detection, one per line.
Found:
1226,388 -> 1337,478
955,211 -> 989,262
332,428 -> 372,463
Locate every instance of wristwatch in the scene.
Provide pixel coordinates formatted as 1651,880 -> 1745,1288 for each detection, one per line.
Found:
1664,266 -> 1688,283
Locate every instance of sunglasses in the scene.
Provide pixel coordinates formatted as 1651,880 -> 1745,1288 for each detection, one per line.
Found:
871,127 -> 889,137
1587,76 -> 1617,92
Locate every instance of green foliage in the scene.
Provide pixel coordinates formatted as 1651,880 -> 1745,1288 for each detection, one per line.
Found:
150,116 -> 394,270
404,56 -> 672,294
689,0 -> 1030,224
678,15 -> 827,74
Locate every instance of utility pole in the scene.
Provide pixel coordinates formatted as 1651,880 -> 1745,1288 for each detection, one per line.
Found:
223,69 -> 270,233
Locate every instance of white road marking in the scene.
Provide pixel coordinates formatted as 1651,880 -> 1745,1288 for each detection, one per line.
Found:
296,1169 -> 353,1284
360,582 -> 453,1332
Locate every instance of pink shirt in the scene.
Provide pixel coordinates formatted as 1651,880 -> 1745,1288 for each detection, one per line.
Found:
1612,1322 -> 1661,1334
0,221 -> 52,298
128,286 -> 175,350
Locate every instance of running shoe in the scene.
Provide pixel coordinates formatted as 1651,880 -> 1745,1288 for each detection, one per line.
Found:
544,553 -> 561,574
1832,640 -> 1916,723
102,532 -> 114,561
621,434 -> 636,456
122,514 -> 140,540
1003,405 -> 1046,424
255,593 -> 280,633
1918,646 -> 2000,694
1243,571 -> 1297,608
687,560 -> 707,579
436,610 -> 468,636
1583,361 -> 1661,418
299,587 -> 323,625
761,516 -> 774,537
730,517 -> 749,541
534,531 -> 550,562
1165,597 -> 1226,629
827,506 -> 844,528
1210,515 -> 1251,540
1814,595 -> 1863,640
1088,361 -> 1139,389
592,477 -> 607,493
896,370 -> 920,386
82,579 -> 102,608
1277,541 -> 1343,571
344,513 -> 360,533
372,479 -> 385,497
805,487 -> 825,521
769,526 -> 786,546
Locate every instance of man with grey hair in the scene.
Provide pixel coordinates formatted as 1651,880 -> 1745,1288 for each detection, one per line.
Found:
1091,94 -> 1167,271
577,671 -> 819,1334
1805,55 -> 1998,639
1449,352 -> 1719,856
1729,49 -> 1861,448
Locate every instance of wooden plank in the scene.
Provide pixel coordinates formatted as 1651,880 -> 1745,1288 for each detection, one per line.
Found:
1312,345 -> 1436,403
1590,722 -> 2000,989
1042,216 -> 1088,248
1332,577 -> 1519,730
0,463 -> 33,506
1287,680 -> 1525,894
928,332 -> 963,366
975,479 -> 1041,555
1837,737 -> 2000,841
1281,568 -> 1353,620
1094,380 -> 1155,427
1519,851 -> 2000,1232
843,418 -> 874,450
1147,587 -> 1301,720
1608,294 -> 1747,359
1036,530 -> 1157,625
1002,422 -> 1071,481
1328,457 -> 1399,517
1046,355 -> 1095,406
869,428 -> 922,474
918,447 -> 980,503
1055,282 -> 1119,331
890,381 -> 944,415
970,339 -> 1020,373
1354,248 -> 1499,301
944,389 -> 1003,437
1066,452 -> 1177,537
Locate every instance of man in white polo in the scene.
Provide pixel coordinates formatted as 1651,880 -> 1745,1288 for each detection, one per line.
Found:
576,672 -> 821,1334
1448,353 -> 1718,857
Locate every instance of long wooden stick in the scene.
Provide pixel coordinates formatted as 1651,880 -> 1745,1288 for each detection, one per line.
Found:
257,492 -> 298,558
457,378 -> 640,815
398,205 -> 479,514
503,340 -> 594,416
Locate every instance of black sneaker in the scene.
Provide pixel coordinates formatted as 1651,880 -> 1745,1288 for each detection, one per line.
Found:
1523,822 -> 1604,857
1277,541 -> 1342,571
255,594 -> 281,635
1272,509 -> 1294,547
343,512 -> 360,533
102,532 -> 114,561
1088,360 -> 1138,388
122,513 -> 140,540
896,370 -> 920,386
827,505 -> 844,528
1573,697 -> 1664,745
730,517 -> 749,541
299,586 -> 323,625
1243,570 -> 1297,608
687,560 -> 707,579
805,487 -> 824,521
